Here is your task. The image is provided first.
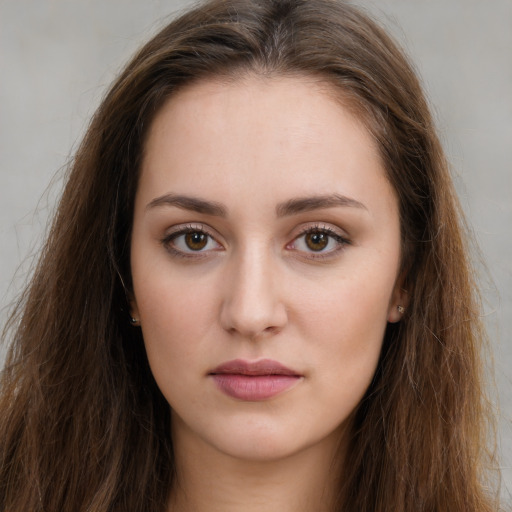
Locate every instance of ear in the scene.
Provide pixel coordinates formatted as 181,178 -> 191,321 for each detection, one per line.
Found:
387,273 -> 409,323
128,293 -> 141,326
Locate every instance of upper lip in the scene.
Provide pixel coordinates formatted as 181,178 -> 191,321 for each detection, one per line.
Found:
210,358 -> 300,376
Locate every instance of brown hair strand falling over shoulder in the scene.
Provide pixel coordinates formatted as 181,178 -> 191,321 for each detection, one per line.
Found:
0,0 -> 499,510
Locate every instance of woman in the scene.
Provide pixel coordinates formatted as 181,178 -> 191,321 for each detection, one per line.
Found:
0,0 -> 500,510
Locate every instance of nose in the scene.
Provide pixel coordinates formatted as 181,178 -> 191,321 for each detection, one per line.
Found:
219,247 -> 288,339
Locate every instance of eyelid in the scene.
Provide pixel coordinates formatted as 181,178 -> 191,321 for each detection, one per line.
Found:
161,223 -> 224,257
160,221 -> 350,260
286,223 -> 350,258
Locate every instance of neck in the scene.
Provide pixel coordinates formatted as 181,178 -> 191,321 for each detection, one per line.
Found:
167,421 -> 346,512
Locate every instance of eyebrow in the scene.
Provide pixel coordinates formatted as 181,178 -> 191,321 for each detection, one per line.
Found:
146,193 -> 227,217
145,192 -> 366,217
275,194 -> 367,217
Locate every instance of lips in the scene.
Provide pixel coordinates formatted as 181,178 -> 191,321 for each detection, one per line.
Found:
209,359 -> 302,401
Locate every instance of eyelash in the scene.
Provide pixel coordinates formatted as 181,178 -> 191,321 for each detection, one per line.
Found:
288,225 -> 350,260
161,223 -> 350,260
161,224 -> 220,259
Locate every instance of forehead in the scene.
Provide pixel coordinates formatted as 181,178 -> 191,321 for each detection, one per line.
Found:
138,75 -> 395,217
145,74 -> 374,150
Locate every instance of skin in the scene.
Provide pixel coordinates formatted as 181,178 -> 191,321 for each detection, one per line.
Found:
130,75 -> 406,511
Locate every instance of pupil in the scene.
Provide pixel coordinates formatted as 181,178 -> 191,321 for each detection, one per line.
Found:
306,232 -> 328,251
185,232 -> 207,250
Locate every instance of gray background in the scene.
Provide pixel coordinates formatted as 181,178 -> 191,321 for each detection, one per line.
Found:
1,0 -> 511,501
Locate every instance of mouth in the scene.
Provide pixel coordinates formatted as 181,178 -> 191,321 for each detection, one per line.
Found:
209,359 -> 302,401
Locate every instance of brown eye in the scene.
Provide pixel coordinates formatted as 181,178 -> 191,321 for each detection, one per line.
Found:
305,232 -> 329,251
288,227 -> 348,258
164,226 -> 223,257
185,232 -> 208,251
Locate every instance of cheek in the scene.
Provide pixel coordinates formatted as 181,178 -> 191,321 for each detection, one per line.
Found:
295,266 -> 395,342
133,253 -> 219,329
294,263 -> 395,388
132,267 -> 219,388
311,294 -> 386,380
305,292 -> 387,425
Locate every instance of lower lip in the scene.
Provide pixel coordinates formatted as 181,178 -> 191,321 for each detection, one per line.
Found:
211,374 -> 301,401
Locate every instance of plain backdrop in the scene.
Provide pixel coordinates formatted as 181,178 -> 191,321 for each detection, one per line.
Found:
1,0 -> 511,501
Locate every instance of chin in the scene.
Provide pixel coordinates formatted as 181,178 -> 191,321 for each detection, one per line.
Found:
214,436 -> 305,463
188,414 -> 347,464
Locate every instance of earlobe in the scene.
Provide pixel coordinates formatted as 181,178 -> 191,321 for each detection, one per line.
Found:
387,281 -> 409,323
388,303 -> 406,323
128,295 -> 141,327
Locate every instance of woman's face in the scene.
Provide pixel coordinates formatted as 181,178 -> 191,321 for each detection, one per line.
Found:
130,76 -> 405,462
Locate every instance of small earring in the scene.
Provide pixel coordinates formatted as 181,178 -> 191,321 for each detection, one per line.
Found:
130,316 -> 140,326
397,305 -> 405,314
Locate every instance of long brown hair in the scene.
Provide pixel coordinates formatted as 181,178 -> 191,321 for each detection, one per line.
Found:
0,0 -> 499,510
